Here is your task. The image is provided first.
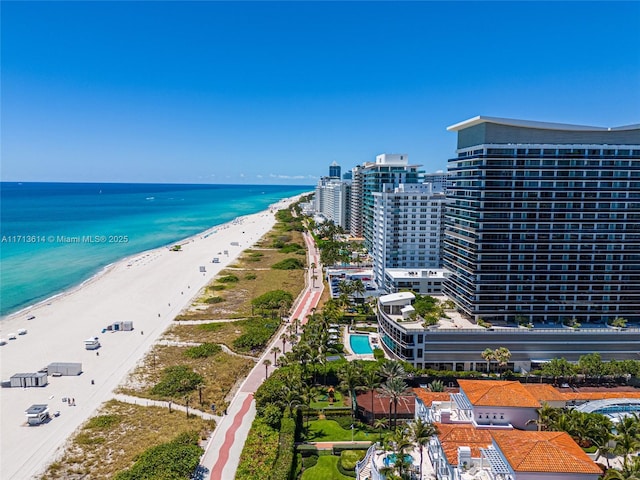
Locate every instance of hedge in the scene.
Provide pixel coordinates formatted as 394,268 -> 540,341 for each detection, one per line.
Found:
269,414 -> 297,480
337,450 -> 366,478
235,418 -> 279,480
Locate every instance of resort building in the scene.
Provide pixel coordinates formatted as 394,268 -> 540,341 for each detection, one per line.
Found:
377,291 -> 640,372
371,182 -> 451,292
348,154 -> 422,247
443,116 -> 640,324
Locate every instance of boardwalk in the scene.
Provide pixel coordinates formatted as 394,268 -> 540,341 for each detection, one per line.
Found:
198,231 -> 322,479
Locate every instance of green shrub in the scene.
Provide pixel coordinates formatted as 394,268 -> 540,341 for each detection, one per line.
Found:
301,454 -> 318,469
271,258 -> 304,270
114,431 -> 202,480
235,418 -> 279,480
205,296 -> 225,304
251,290 -> 294,316
208,284 -> 226,291
218,275 -> 240,283
279,243 -> 304,253
232,318 -> 280,353
261,403 -> 284,429
270,414 -> 297,480
339,450 -> 366,471
85,414 -> 122,430
150,366 -> 204,397
245,273 -> 257,280
183,343 -> 221,359
373,348 -> 385,360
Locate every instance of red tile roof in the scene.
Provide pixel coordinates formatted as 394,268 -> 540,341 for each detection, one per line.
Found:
413,388 -> 452,407
491,430 -> 602,474
523,384 -> 567,402
435,423 -> 493,465
457,380 -> 541,408
356,391 -> 415,416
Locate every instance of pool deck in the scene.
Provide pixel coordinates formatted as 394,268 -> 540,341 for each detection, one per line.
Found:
343,329 -> 378,360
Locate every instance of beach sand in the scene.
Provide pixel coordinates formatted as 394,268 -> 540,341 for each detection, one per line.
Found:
0,195 -> 302,480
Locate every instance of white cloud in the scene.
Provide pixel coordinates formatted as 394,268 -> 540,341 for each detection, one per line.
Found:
256,174 -> 263,178
268,173 -> 308,179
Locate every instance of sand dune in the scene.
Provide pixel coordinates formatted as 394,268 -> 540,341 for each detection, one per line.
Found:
0,195 -> 301,480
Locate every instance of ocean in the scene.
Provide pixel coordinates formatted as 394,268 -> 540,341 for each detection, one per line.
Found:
0,182 -> 310,317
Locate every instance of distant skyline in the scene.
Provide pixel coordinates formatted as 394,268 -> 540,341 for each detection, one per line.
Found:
2,1 -> 639,185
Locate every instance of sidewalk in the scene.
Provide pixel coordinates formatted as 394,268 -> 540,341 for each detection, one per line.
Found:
198,231 -> 323,479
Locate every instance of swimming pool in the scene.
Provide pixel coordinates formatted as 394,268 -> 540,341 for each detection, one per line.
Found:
349,334 -> 373,355
383,453 -> 414,467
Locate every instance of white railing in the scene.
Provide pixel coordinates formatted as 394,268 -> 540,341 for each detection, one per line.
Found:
356,443 -> 377,480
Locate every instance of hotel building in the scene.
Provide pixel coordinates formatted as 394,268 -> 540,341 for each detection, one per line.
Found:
443,116 -> 640,324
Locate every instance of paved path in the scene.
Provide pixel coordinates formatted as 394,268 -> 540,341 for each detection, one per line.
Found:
113,394 -> 220,421
198,231 -> 322,480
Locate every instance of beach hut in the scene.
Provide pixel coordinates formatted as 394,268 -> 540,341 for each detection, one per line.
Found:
10,372 -> 49,388
122,321 -> 133,331
47,362 -> 82,376
25,404 -> 50,425
84,337 -> 100,350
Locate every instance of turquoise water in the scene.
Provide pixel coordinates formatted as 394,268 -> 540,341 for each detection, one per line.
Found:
383,454 -> 414,467
349,334 -> 373,354
0,182 -> 310,316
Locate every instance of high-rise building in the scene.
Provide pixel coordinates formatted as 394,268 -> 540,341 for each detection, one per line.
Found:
371,183 -> 450,290
329,161 -> 341,179
356,154 -> 422,248
423,171 -> 452,193
349,164 -> 368,238
314,176 -> 351,230
443,116 -> 640,324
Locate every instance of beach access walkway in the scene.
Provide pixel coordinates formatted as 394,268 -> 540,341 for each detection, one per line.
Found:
198,230 -> 323,480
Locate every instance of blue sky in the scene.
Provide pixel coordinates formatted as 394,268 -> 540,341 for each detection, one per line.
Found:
2,1 -> 639,185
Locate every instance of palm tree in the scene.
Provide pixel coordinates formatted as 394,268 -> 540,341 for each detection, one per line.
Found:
270,346 -> 281,364
494,347 -> 512,376
301,383 -> 317,427
374,417 -> 388,443
408,418 -> 438,478
380,377 -> 407,429
481,348 -> 495,374
280,334 -> 287,354
527,402 -> 560,431
263,359 -> 272,379
379,360 -> 406,383
338,361 -> 364,420
362,369 -> 381,423
614,414 -> 640,473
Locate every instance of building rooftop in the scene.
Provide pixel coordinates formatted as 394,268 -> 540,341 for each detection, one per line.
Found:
522,384 -> 567,403
25,404 -> 48,415
457,380 -> 541,408
491,430 -> 602,474
413,388 -> 454,407
435,423 -> 493,465
447,115 -> 639,132
384,268 -> 448,280
356,391 -> 415,416
379,291 -> 415,305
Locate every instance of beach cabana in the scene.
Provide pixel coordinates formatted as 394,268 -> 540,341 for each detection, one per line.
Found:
25,404 -> 50,425
10,372 -> 48,388
48,362 -> 82,376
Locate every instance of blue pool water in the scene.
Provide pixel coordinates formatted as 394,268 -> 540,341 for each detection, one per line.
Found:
349,334 -> 373,354
383,453 -> 414,467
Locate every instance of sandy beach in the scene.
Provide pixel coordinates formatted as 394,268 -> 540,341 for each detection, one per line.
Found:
0,195 -> 302,480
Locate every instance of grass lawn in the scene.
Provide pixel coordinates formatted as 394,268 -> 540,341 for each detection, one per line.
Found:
301,455 -> 353,480
309,391 -> 346,409
41,400 -> 213,480
305,419 -> 376,442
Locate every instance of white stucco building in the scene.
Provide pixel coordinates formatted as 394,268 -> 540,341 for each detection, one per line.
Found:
371,183 -> 450,291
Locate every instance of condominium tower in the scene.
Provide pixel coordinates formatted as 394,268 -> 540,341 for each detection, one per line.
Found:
372,183 -> 450,291
348,154 -> 421,246
443,116 -> 640,324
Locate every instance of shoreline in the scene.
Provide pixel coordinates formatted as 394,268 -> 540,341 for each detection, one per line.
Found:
0,194 -> 304,480
1,210 -> 279,321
